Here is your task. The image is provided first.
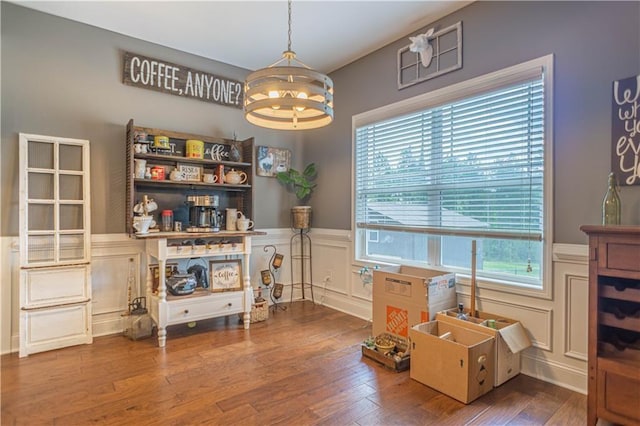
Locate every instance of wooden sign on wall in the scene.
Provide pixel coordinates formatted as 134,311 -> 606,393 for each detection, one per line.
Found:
123,52 -> 243,109
611,74 -> 640,185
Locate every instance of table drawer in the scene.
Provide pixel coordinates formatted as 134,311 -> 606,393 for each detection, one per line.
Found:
166,292 -> 243,324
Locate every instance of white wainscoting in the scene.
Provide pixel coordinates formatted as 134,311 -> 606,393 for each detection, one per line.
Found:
1,232 -> 590,394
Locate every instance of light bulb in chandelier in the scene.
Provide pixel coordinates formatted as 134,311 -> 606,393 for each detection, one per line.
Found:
295,92 -> 307,112
269,90 -> 280,110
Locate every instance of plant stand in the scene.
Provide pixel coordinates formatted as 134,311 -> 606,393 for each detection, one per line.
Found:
290,227 -> 314,303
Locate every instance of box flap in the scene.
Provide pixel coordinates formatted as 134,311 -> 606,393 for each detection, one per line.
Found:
427,273 -> 456,297
497,322 -> 531,353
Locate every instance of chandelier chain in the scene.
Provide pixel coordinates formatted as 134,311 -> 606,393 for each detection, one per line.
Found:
287,0 -> 292,52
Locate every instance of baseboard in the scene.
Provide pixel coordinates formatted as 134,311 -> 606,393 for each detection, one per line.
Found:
521,351 -> 587,394
318,290 -> 373,327
92,312 -> 127,338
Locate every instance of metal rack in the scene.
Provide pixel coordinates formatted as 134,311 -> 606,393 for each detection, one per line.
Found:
290,227 -> 314,303
263,245 -> 286,312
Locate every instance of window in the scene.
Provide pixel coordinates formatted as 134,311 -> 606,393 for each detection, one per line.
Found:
353,56 -> 553,292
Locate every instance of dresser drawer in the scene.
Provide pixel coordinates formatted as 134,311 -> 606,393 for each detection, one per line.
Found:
166,292 -> 243,325
599,239 -> 640,277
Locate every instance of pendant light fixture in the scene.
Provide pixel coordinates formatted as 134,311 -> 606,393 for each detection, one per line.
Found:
244,0 -> 334,130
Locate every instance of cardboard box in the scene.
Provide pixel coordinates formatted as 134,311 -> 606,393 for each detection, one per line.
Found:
409,320 -> 495,404
436,309 -> 531,386
373,266 -> 456,338
361,333 -> 410,372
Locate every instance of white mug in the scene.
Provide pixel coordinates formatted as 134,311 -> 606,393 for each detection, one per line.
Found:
134,159 -> 147,179
134,143 -> 147,154
236,218 -> 254,231
203,174 -> 218,184
133,215 -> 154,234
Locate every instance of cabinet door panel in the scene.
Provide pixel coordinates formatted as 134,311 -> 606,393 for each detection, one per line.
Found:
597,369 -> 640,423
23,266 -> 89,308
20,303 -> 91,357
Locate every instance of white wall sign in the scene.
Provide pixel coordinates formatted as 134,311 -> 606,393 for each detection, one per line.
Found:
123,51 -> 243,109
612,74 -> 640,185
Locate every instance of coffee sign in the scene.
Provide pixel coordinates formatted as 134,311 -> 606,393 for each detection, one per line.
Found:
123,52 -> 243,109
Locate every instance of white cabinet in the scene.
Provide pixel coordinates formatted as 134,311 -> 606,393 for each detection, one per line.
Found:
140,232 -> 264,347
18,134 -> 92,357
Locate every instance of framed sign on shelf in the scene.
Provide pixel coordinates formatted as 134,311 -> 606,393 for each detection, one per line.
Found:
177,163 -> 203,182
209,259 -> 243,292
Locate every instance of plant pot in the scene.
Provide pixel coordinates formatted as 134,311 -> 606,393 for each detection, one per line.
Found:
291,206 -> 312,230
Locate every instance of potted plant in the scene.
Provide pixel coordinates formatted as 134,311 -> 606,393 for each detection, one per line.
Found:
276,163 -> 317,229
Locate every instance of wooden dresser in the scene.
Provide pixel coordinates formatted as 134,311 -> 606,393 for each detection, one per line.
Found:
580,225 -> 640,425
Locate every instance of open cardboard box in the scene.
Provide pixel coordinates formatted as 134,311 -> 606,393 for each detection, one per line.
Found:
409,320 -> 495,404
361,332 -> 411,372
436,309 -> 531,386
372,266 -> 456,338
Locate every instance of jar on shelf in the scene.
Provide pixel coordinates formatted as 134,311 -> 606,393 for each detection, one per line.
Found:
161,210 -> 174,232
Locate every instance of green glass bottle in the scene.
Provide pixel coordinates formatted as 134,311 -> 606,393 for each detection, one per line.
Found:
602,172 -> 621,225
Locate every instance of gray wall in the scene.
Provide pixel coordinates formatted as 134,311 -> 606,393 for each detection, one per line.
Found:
309,1 -> 640,244
1,2 -> 303,236
3,2 -> 640,244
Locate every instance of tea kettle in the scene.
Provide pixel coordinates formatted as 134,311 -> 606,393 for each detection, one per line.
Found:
224,169 -> 247,185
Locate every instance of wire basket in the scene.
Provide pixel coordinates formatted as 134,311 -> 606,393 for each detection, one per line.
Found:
250,301 -> 269,323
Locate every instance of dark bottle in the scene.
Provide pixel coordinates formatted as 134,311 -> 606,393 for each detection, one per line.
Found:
456,303 -> 468,321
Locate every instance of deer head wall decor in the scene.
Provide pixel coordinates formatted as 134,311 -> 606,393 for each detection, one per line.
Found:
409,28 -> 435,68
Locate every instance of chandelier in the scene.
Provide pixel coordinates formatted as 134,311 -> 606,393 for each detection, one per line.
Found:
244,0 -> 334,130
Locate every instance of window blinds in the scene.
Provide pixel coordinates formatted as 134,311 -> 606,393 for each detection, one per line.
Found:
355,77 -> 544,241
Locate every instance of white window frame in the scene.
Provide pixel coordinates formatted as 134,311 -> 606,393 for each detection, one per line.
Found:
352,55 -> 554,299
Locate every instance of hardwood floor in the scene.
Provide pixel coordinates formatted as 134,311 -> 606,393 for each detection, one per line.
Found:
1,301 -> 585,425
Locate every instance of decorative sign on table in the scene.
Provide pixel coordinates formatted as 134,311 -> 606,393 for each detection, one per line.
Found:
123,52 -> 243,109
612,74 -> 640,185
209,259 -> 242,292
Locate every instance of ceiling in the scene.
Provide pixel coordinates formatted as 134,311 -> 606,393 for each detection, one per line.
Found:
12,0 -> 472,73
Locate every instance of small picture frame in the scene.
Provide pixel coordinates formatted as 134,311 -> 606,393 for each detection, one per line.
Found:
177,163 -> 203,182
256,146 -> 291,177
209,259 -> 243,292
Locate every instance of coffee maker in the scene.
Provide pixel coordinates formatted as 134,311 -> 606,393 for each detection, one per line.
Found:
186,195 -> 221,232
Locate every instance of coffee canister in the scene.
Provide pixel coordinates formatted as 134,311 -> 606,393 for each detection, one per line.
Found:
150,166 -> 165,180
153,135 -> 170,149
186,139 -> 204,159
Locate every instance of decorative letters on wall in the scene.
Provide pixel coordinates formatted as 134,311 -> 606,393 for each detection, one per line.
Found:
122,52 -> 243,109
612,74 -> 640,185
